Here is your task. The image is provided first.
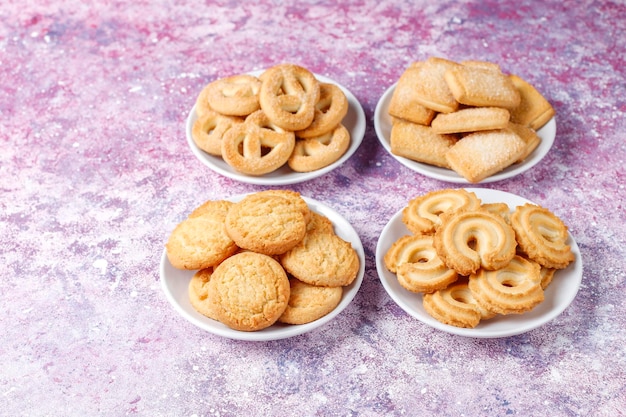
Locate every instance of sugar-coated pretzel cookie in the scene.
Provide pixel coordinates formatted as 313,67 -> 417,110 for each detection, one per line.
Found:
188,268 -> 220,321
296,82 -> 348,138
221,110 -> 296,175
208,252 -> 290,331
225,192 -> 307,255
510,203 -> 575,269
433,208 -> 517,276
280,228 -> 360,287
423,278 -> 495,328
204,74 -> 262,117
468,255 -> 544,315
259,64 -> 321,131
288,124 -> 350,172
191,109 -> 243,156
278,278 -> 343,325
384,235 -> 458,293
402,189 -> 482,235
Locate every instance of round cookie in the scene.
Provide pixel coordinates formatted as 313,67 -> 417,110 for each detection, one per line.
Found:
280,229 -> 360,287
225,193 -> 307,255
166,207 -> 239,270
188,268 -> 219,321
278,278 -> 343,325
208,252 -> 290,331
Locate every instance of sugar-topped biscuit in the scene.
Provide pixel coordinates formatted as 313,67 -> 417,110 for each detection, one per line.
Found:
509,74 -> 555,130
444,64 -> 521,109
411,57 -> 461,113
388,63 -> 437,125
390,121 -> 457,168
431,107 -> 510,134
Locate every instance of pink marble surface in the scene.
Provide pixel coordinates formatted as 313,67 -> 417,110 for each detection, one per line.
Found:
2,0 -> 625,415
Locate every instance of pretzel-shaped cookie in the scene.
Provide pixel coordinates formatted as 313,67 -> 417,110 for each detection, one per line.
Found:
204,74 -> 262,116
288,124 -> 350,172
221,110 -> 295,175
259,64 -> 320,131
296,82 -> 348,138
192,109 -> 243,156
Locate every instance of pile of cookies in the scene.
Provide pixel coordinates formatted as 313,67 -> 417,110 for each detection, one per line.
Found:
388,57 -> 555,183
165,190 -> 360,332
192,63 -> 352,175
383,188 -> 575,328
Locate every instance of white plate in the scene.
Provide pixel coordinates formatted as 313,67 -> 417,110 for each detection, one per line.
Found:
375,188 -> 583,338
160,195 -> 365,341
373,83 -> 557,184
186,71 -> 366,185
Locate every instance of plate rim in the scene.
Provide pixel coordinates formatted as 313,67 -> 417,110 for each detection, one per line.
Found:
375,187 -> 583,338
186,71 -> 366,185
160,194 -> 366,341
373,82 -> 557,184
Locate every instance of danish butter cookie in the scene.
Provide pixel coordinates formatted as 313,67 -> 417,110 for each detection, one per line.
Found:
445,129 -> 527,183
166,208 -> 238,270
208,252 -> 290,331
280,229 -> 359,287
259,63 -> 321,131
278,278 -> 343,325
431,107 -> 510,134
384,235 -> 458,293
188,268 -> 220,321
509,74 -> 555,130
390,121 -> 457,168
433,208 -> 517,276
468,255 -> 544,315
402,188 -> 481,235
288,124 -> 350,172
423,278 -> 495,328
296,82 -> 348,138
444,64 -> 521,109
221,110 -> 296,175
204,74 -> 262,117
510,203 -> 574,269
225,193 -> 307,255
192,109 -> 243,156
388,63 -> 437,125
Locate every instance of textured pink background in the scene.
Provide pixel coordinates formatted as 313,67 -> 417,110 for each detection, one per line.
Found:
1,0 -> 625,415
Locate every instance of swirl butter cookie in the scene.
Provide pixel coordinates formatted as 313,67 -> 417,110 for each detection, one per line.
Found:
208,252 -> 290,331
423,278 -> 495,328
225,192 -> 307,255
278,278 -> 343,325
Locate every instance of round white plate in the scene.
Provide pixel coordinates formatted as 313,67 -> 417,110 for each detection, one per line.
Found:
161,195 -> 365,341
373,83 -> 557,184
186,71 -> 366,185
375,188 -> 583,338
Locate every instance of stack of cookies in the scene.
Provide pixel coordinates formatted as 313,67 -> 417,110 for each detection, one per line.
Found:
166,190 -> 360,332
388,57 -> 555,183
384,188 -> 575,328
192,63 -> 352,175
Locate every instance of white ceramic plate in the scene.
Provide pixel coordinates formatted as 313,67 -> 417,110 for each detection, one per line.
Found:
161,195 -> 365,341
373,83 -> 557,184
375,188 -> 583,338
186,71 -> 366,185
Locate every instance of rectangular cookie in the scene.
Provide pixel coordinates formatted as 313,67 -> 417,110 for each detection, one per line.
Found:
431,107 -> 510,134
388,62 -> 436,126
445,129 -> 527,182
507,121 -> 541,162
390,120 -> 458,168
444,65 -> 521,109
509,74 -> 555,130
410,57 -> 461,114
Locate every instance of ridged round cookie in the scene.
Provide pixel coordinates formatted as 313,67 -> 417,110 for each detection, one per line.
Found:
225,193 -> 307,255
280,229 -> 359,287
188,268 -> 219,321
402,189 -> 482,235
278,278 -> 343,325
510,203 -> 575,269
433,208 -> 517,276
468,255 -> 544,315
208,252 -> 290,331
165,207 -> 239,270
